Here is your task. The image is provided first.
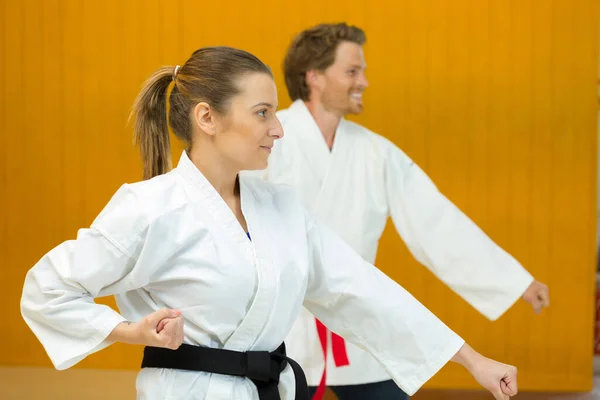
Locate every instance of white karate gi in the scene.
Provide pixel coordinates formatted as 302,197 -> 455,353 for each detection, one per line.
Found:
247,100 -> 533,386
21,150 -> 465,399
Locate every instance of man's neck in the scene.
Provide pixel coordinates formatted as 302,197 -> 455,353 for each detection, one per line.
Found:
303,100 -> 343,151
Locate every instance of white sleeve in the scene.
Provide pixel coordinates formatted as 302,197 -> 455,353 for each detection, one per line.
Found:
20,184 -> 158,370
302,210 -> 465,396
383,139 -> 534,320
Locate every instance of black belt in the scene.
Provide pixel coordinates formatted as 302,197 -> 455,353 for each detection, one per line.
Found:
141,342 -> 309,400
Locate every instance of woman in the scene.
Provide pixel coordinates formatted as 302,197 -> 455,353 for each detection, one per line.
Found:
21,46 -> 517,400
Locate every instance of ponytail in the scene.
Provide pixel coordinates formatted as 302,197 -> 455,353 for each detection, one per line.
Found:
130,66 -> 175,180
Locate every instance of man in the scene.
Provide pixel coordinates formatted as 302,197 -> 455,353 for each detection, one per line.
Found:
247,23 -> 549,399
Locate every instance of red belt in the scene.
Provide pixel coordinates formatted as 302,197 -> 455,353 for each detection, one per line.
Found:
311,318 -> 350,400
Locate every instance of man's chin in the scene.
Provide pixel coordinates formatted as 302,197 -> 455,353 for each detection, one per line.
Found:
347,104 -> 364,115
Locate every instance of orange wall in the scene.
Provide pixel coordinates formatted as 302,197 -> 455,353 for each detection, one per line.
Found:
1,0 -> 597,392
